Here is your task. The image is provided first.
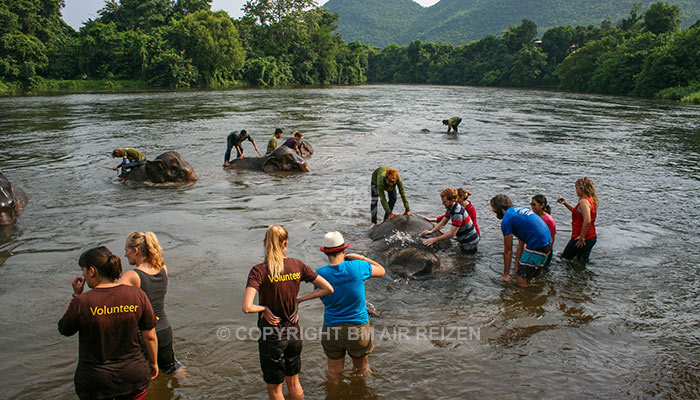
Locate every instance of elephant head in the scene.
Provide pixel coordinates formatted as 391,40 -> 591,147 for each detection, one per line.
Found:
144,151 -> 198,183
262,146 -> 310,173
0,171 -> 29,225
299,141 -> 314,158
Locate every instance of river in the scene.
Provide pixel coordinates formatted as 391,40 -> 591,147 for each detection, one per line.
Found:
1,85 -> 699,399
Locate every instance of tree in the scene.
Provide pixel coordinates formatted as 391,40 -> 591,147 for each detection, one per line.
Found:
618,3 -> 643,32
168,10 -> 245,86
98,0 -> 171,32
243,0 -> 317,25
643,1 -> 681,35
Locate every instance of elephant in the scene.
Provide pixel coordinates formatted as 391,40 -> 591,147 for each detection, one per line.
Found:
368,215 -> 449,278
121,151 -> 198,183
225,145 -> 310,173
299,141 -> 313,158
0,171 -> 29,225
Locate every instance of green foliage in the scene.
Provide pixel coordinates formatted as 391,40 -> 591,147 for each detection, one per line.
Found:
680,90 -> 700,103
147,48 -> 199,87
168,10 -> 245,86
656,81 -> 700,99
0,33 -> 48,79
643,1 -> 681,34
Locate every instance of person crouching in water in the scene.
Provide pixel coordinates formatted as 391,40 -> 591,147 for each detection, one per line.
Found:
119,231 -> 185,379
490,194 -> 552,285
112,148 -> 146,178
58,246 -> 158,400
316,231 -> 385,382
420,188 -> 480,254
242,225 -> 333,400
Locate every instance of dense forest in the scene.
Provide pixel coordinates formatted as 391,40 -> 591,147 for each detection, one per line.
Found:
324,0 -> 700,46
0,0 -> 699,103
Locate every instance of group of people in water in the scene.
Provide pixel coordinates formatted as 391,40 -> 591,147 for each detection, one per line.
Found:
371,166 -> 599,285
59,232 -> 184,400
223,128 -> 305,167
73,124 -> 599,400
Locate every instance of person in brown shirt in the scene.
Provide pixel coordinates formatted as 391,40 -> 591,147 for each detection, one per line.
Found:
58,246 -> 158,400
242,225 -> 333,400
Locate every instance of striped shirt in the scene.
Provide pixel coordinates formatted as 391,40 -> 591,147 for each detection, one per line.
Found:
443,202 -> 479,247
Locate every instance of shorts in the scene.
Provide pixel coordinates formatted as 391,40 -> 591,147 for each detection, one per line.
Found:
321,322 -> 374,360
258,339 -> 303,385
516,244 -> 552,280
561,237 -> 597,263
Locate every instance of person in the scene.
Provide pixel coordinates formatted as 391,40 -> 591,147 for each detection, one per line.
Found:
558,177 -> 599,263
531,194 -> 556,266
119,231 -> 185,378
315,231 -> 385,381
224,129 -> 262,166
420,188 -> 480,254
490,194 -> 552,285
242,225 -> 333,400
423,188 -> 480,237
370,166 -> 413,226
442,116 -> 462,133
282,131 -> 304,154
112,148 -> 147,176
267,128 -> 284,154
58,246 -> 158,400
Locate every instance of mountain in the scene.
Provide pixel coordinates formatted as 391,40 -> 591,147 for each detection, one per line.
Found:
323,0 -> 700,46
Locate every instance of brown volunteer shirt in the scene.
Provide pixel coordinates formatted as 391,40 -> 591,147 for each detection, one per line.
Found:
246,258 -> 318,340
58,284 -> 156,399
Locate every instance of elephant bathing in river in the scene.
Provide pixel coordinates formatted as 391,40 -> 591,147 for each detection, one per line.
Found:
0,171 -> 29,225
368,215 -> 449,278
121,151 -> 198,183
226,145 -> 310,173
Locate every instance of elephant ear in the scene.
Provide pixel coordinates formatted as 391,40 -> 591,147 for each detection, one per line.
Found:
145,159 -> 166,183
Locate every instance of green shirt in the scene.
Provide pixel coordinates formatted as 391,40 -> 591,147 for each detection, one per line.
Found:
372,166 -> 410,213
266,136 -> 278,154
122,148 -> 146,162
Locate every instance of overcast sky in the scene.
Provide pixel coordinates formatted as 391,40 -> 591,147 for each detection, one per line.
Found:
61,0 -> 440,30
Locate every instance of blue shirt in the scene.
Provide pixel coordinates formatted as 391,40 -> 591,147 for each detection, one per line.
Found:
500,207 -> 552,249
315,260 -> 373,326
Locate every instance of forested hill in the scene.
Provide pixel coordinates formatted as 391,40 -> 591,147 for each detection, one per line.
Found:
324,0 -> 700,45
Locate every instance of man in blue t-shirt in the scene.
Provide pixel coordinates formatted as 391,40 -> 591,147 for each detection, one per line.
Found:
315,231 -> 385,382
490,194 -> 552,285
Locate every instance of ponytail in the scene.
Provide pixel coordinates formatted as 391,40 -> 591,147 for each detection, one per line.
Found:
125,231 -> 165,270
456,188 -> 472,200
264,225 -> 288,279
79,246 -> 122,281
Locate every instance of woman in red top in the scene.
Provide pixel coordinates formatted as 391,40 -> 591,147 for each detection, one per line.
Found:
558,177 -> 599,263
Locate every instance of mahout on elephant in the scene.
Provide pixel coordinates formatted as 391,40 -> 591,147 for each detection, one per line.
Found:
368,215 -> 449,278
225,145 -> 310,173
120,151 -> 198,183
0,170 -> 29,225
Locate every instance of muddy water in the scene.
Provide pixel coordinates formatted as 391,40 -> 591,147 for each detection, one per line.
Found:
1,85 -> 699,399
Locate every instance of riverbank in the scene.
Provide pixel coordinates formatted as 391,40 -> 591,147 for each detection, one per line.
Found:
0,78 -> 150,96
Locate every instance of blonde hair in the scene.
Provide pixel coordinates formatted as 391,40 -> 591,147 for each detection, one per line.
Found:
441,187 -> 458,201
125,231 -> 164,270
576,177 -> 599,207
264,225 -> 288,279
456,188 -> 472,200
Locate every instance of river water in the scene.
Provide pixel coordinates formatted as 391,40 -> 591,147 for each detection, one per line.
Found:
1,85 -> 699,399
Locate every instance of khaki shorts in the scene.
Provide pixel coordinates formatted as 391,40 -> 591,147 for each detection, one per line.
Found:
321,322 -> 374,360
